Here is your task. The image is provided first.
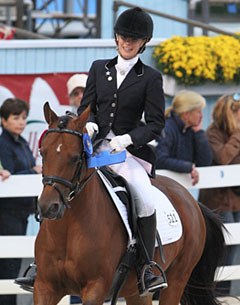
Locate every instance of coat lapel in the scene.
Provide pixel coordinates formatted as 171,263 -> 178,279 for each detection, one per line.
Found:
118,59 -> 144,92
105,57 -> 118,91
105,57 -> 144,92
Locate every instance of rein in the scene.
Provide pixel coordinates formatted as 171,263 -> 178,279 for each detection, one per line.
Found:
41,128 -> 96,208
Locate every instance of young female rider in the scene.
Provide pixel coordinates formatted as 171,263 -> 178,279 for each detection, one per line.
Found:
15,7 -> 167,296
79,7 -> 167,295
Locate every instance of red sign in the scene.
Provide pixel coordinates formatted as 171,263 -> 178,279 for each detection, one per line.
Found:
0,73 -> 77,105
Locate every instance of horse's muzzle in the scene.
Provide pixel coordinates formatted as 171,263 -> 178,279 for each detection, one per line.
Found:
38,202 -> 66,220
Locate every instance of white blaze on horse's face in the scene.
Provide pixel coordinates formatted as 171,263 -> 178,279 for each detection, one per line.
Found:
56,143 -> 62,152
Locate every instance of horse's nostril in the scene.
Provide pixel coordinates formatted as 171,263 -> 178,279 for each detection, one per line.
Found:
49,203 -> 59,214
40,202 -> 64,220
47,203 -> 61,218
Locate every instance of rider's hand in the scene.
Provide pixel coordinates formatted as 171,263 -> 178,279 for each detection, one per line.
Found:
86,122 -> 99,138
109,134 -> 133,152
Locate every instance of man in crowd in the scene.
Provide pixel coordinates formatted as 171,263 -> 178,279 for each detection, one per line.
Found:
67,73 -> 88,114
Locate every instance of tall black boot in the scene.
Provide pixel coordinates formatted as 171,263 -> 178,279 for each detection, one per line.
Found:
14,262 -> 36,293
137,211 -> 168,296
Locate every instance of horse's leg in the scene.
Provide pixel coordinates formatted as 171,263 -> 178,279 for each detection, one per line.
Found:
80,279 -> 111,305
157,268 -> 190,305
158,246 -> 203,305
125,293 -> 152,305
34,284 -> 64,305
151,176 -> 207,305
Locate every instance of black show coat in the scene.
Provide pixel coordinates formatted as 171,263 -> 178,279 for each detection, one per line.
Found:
78,56 -> 165,176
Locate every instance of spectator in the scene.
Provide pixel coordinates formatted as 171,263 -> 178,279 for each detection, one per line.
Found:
0,161 -> 10,180
199,93 -> 240,296
0,98 -> 42,305
155,90 -> 212,185
66,73 -> 88,114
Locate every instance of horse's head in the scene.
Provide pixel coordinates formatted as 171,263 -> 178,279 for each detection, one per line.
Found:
38,102 -> 91,220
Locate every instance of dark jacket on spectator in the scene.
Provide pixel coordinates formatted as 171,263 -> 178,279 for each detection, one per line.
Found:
155,111 -> 212,172
0,128 -> 36,213
199,123 -> 240,212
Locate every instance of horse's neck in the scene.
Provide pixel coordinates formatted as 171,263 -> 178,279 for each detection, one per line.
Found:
77,169 -> 116,218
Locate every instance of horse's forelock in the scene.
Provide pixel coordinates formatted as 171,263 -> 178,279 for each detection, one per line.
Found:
58,115 -> 70,129
57,113 -> 86,134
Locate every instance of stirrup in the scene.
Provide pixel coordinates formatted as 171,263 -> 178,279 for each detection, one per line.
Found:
138,261 -> 168,296
14,262 -> 36,293
17,284 -> 34,293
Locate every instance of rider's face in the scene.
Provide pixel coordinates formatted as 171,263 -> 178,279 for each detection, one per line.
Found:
116,34 -> 145,60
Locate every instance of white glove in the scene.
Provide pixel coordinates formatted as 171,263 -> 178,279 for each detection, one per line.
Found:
109,134 -> 133,152
85,122 -> 99,138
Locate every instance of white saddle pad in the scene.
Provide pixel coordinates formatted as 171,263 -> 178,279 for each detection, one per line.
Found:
97,170 -> 182,247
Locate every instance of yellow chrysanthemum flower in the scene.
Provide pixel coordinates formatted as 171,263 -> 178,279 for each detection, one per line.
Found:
153,35 -> 240,85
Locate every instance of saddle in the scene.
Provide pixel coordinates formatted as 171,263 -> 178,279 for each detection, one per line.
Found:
100,166 -> 137,235
99,166 -> 166,304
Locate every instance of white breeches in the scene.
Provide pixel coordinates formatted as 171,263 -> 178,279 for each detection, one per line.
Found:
109,153 -> 156,218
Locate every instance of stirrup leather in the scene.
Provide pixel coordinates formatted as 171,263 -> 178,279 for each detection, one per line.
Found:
23,262 -> 37,277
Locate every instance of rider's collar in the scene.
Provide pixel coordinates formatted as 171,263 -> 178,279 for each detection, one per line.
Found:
105,56 -> 144,77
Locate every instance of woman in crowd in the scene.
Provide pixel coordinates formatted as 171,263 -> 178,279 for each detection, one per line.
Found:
155,90 -> 212,186
0,98 -> 42,305
199,93 -> 240,295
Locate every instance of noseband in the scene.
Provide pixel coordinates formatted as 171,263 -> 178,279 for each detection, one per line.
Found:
41,128 -> 96,208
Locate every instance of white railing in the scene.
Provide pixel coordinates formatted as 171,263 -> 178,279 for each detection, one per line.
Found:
1,164 -> 240,302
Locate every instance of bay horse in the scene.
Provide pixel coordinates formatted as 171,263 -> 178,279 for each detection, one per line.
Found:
35,102 -> 225,305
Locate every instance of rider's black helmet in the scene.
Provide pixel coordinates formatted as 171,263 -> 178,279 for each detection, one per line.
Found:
114,7 -> 153,42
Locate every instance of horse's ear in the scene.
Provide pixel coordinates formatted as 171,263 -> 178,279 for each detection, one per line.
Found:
78,106 -> 91,126
44,102 -> 58,125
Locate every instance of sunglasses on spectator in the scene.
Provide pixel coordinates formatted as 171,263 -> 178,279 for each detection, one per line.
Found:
233,93 -> 240,101
229,93 -> 240,111
225,93 -> 240,103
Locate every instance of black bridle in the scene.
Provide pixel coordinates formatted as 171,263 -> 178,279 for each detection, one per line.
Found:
41,128 -> 96,208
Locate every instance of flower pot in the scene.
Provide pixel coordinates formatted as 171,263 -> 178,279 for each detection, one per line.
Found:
162,75 -> 240,97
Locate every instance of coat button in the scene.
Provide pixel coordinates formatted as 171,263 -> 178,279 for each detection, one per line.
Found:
109,122 -> 112,127
113,93 -> 117,98
112,102 -> 116,107
110,113 -> 114,117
